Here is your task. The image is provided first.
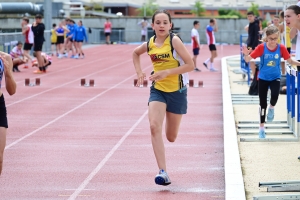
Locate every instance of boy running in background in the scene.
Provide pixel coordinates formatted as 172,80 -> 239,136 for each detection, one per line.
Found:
191,20 -> 202,71
203,19 -> 218,72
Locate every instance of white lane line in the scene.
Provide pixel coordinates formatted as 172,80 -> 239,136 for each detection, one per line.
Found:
67,110 -> 148,200
5,64 -> 152,150
65,189 -> 95,191
4,47 -> 134,86
6,59 -> 131,107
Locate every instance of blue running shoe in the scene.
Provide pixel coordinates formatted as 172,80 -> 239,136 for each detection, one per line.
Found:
259,129 -> 266,139
267,108 -> 274,122
155,169 -> 171,186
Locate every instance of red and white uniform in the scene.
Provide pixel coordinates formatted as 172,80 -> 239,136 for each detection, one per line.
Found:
191,28 -> 200,49
104,22 -> 112,33
206,25 -> 215,45
24,24 -> 34,44
10,46 -> 23,59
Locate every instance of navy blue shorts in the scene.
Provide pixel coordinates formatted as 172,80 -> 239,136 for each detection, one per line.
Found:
193,48 -> 199,56
149,86 -> 187,114
0,94 -> 8,128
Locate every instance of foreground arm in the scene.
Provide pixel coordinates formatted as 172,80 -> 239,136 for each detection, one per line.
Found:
0,52 -> 16,95
132,42 -> 147,86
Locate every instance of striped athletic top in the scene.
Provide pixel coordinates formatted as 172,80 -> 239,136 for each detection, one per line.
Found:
147,34 -> 188,92
24,24 -> 34,44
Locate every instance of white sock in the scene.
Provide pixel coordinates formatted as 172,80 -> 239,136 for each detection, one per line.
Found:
205,58 -> 210,64
210,63 -> 214,69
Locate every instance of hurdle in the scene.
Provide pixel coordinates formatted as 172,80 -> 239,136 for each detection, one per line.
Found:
239,34 -> 251,85
239,64 -> 299,142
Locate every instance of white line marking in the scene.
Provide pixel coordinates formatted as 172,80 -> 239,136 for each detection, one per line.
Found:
6,59 -> 131,107
3,46 -> 133,87
5,64 -> 152,150
67,110 -> 148,200
65,189 -> 95,191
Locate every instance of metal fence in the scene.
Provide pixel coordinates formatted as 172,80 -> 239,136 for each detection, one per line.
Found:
0,29 -> 245,54
0,30 -> 51,53
88,28 -> 243,45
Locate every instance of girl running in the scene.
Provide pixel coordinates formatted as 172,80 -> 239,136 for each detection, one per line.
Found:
132,10 -> 194,185
242,25 -> 300,139
0,51 -> 17,176
73,20 -> 87,59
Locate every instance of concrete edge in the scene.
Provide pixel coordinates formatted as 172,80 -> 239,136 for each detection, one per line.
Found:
222,55 -> 246,200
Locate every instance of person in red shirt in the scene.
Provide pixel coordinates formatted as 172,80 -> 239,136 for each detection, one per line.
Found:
104,18 -> 112,44
243,25 -> 300,138
21,17 -> 34,68
191,20 -> 201,71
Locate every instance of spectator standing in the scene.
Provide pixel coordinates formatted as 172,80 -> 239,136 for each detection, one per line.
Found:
31,14 -> 46,74
138,17 -> 150,42
21,17 -> 34,68
104,18 -> 112,44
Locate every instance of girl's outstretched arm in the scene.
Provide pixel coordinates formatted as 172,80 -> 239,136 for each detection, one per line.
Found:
132,42 -> 148,86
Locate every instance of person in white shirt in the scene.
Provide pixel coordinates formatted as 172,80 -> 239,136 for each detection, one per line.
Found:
138,17 -> 150,42
9,41 -> 28,72
191,20 -> 201,71
288,5 -> 300,64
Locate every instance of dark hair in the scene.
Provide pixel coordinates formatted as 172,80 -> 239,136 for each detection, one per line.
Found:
286,5 -> 300,15
17,41 -> 22,46
279,11 -> 284,19
273,15 -> 279,19
209,19 -> 214,23
193,20 -> 199,26
152,10 -> 171,23
143,17 -> 147,21
52,23 -> 56,28
22,17 -> 29,23
247,11 -> 254,16
35,14 -> 42,19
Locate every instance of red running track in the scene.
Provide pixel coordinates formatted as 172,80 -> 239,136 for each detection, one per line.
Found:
0,44 -> 238,200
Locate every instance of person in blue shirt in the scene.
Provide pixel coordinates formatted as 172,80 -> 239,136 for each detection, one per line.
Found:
73,20 -> 87,59
243,25 -> 300,139
66,19 -> 77,58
